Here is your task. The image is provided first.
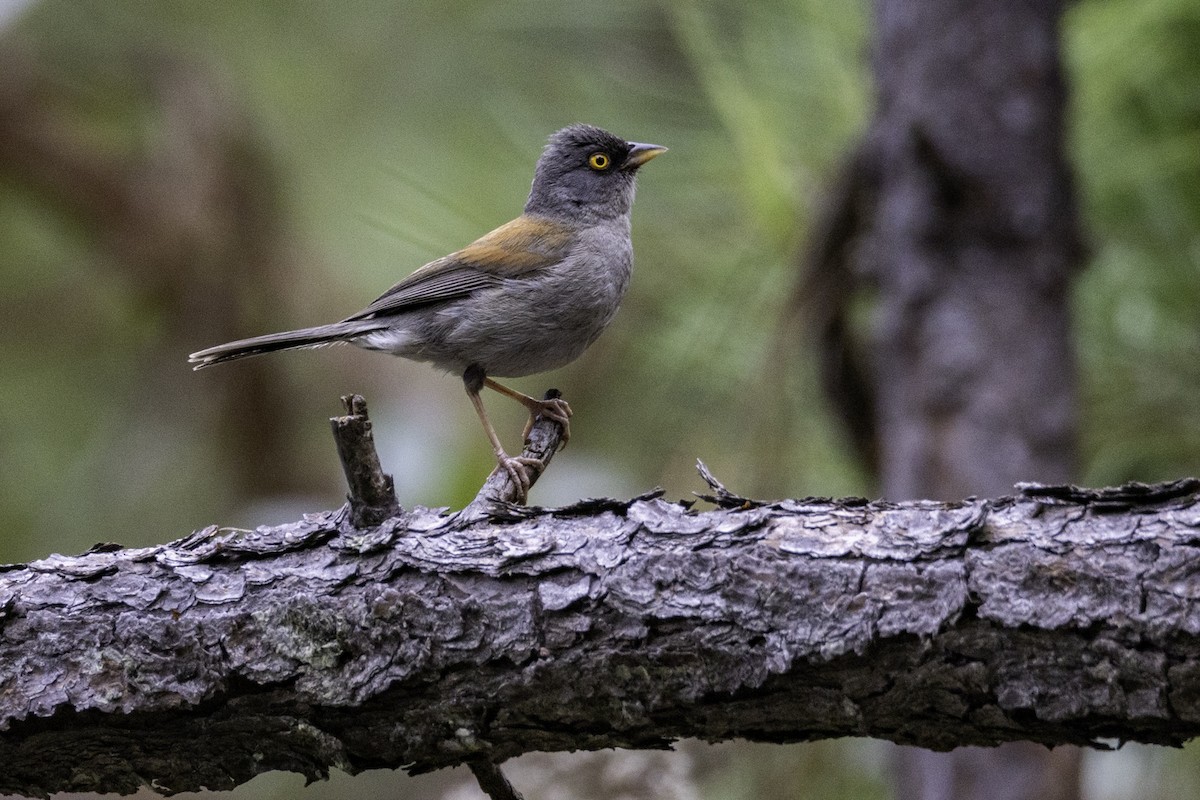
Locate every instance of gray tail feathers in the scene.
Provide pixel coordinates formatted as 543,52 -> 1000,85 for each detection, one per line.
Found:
188,320 -> 386,369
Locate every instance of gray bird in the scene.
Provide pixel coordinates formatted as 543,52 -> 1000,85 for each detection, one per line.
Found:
190,124 -> 666,500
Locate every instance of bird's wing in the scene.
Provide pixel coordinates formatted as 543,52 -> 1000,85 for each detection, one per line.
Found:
343,215 -> 577,321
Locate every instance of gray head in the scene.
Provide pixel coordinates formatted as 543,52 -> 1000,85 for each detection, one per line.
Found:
524,124 -> 666,222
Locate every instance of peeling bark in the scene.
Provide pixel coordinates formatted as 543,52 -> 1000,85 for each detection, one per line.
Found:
1,477 -> 1199,797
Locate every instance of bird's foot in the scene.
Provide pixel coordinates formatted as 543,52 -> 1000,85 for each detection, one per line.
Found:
522,397 -> 573,445
495,454 -> 545,504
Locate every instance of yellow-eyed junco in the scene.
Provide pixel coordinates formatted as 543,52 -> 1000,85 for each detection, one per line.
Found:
189,124 -> 666,500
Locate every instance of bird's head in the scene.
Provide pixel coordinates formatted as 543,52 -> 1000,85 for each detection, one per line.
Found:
525,124 -> 666,221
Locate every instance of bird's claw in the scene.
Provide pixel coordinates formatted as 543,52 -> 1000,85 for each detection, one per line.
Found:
522,397 -> 574,446
497,455 -> 545,504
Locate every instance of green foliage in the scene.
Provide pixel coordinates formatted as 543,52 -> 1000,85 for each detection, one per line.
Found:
1067,0 -> 1200,484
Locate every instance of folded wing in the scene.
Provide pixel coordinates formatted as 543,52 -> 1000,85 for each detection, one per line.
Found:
344,215 -> 577,321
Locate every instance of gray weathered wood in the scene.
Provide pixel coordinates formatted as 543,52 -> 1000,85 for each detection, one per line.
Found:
1,477 -> 1199,797
330,394 -> 401,527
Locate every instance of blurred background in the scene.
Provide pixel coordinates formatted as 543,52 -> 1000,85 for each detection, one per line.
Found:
1,0 -> 1198,798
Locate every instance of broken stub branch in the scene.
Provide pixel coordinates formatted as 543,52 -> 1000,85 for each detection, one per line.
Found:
462,388 -> 568,516
329,394 -> 400,527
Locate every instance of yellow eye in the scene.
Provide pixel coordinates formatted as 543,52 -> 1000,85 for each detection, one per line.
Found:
588,152 -> 611,171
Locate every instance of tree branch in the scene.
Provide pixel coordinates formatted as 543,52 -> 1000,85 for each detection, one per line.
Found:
468,759 -> 527,800
461,388 -> 567,520
1,401 -> 1199,797
330,394 -> 400,527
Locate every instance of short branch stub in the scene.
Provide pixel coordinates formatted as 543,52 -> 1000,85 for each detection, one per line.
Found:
329,394 -> 400,526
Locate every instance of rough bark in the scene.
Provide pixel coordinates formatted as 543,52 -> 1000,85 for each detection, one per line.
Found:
1,477 -> 1199,798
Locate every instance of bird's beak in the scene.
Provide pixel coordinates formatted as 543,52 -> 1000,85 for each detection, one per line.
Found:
624,142 -> 668,169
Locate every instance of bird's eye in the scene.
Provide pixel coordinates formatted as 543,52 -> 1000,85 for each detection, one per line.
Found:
587,152 -> 611,171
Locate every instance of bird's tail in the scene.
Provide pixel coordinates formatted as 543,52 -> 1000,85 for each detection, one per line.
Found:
188,320 -> 386,369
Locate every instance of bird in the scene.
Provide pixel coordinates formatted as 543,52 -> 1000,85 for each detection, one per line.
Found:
189,124 -> 666,501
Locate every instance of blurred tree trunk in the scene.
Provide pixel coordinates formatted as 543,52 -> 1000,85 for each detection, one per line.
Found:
801,0 -> 1086,799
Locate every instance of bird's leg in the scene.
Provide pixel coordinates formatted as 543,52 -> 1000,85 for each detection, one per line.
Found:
464,365 -> 543,502
484,378 -> 573,444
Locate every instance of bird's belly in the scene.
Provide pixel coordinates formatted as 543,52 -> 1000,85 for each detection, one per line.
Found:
457,255 -> 631,376
458,286 -> 620,377
354,298 -> 610,377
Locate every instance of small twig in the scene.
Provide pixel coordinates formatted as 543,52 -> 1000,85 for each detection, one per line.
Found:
468,759 -> 526,800
329,394 -> 400,527
694,459 -> 761,509
462,389 -> 568,517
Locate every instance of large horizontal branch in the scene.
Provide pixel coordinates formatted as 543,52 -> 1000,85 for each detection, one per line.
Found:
2,467 -> 1200,796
